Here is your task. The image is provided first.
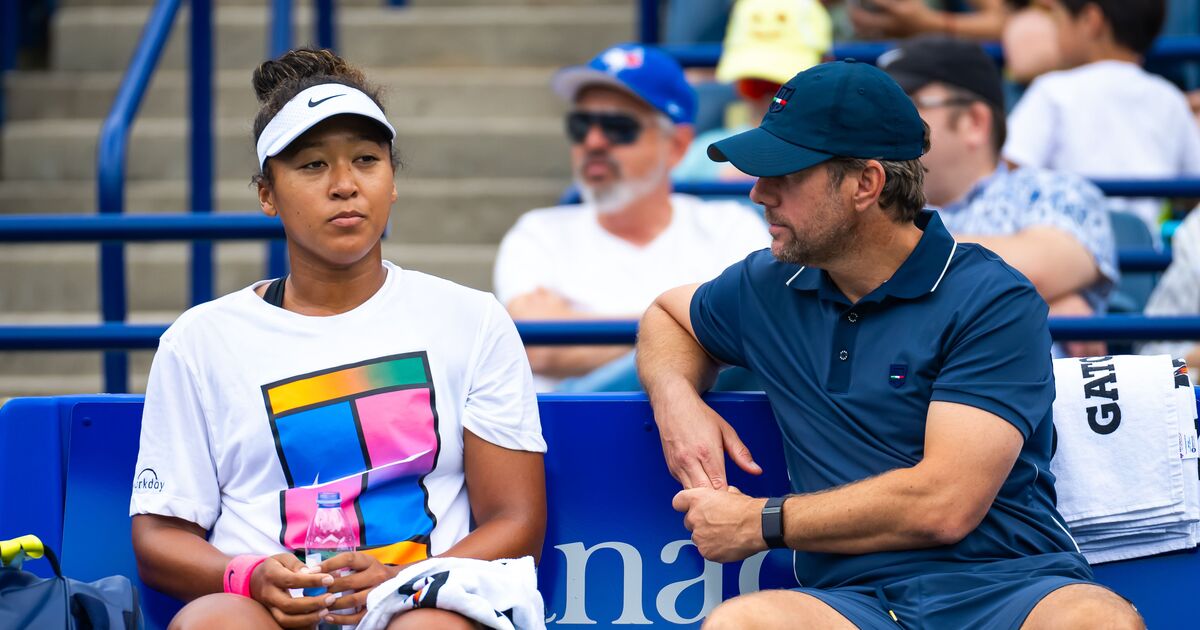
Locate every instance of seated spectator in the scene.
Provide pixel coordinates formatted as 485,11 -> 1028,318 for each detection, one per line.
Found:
131,48 -> 546,629
493,44 -> 769,391
1002,1 -> 1062,88
1139,208 -> 1200,378
1004,0 -> 1200,240
881,36 -> 1117,356
841,0 -> 1011,41
674,0 -> 832,182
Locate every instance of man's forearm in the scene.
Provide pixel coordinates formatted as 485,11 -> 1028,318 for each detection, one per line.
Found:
636,303 -> 719,403
526,344 -> 632,379
960,229 -> 1099,302
777,466 -> 978,555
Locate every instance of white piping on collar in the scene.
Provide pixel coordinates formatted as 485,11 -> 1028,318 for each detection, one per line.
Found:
929,241 -> 958,294
785,267 -> 806,286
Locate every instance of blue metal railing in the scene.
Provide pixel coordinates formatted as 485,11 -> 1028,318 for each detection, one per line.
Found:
0,214 -> 1174,272
96,0 -> 192,395
3,317 -> 1200,351
653,37 -> 1200,69
662,179 -> 1200,200
0,214 -> 285,242
561,179 -> 1200,207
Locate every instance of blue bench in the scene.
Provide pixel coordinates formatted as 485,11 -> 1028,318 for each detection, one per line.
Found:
1,393 -> 1197,629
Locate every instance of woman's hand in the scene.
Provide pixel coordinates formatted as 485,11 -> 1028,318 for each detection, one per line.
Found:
319,551 -> 407,626
249,552 -> 335,628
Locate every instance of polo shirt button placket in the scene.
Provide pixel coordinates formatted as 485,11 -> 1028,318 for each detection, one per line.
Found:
847,312 -> 859,323
839,350 -> 849,361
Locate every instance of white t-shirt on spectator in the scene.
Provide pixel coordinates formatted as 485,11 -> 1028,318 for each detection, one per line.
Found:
1140,209 -> 1200,378
1003,60 -> 1200,234
130,261 -> 544,565
494,194 -> 769,314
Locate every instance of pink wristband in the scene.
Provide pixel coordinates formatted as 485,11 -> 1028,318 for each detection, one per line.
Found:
223,554 -> 268,598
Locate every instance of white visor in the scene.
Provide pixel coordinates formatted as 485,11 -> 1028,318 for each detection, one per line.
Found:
255,83 -> 396,171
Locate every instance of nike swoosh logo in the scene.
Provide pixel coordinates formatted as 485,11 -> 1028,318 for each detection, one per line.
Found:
308,94 -> 345,107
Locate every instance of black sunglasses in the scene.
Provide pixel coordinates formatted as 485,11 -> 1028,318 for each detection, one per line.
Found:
565,111 -> 644,145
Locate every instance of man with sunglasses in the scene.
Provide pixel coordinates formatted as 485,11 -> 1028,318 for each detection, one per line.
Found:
880,36 -> 1117,357
638,60 -> 1142,628
493,44 -> 768,391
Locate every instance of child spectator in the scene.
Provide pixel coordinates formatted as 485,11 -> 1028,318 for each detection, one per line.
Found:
1004,0 -> 1200,239
674,0 -> 832,182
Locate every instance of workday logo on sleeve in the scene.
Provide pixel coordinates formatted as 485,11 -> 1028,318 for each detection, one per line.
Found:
133,468 -> 165,493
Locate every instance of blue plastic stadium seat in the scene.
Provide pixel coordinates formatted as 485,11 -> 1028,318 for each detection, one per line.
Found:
1108,211 -> 1160,315
1,393 -> 1198,629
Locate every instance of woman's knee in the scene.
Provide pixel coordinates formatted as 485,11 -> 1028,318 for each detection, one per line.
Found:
385,608 -> 481,630
168,593 -> 279,630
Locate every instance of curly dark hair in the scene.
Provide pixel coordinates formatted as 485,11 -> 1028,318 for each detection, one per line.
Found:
250,47 -> 400,186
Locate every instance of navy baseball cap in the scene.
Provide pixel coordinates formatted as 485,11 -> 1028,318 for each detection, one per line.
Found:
709,60 -> 926,177
551,43 -> 697,125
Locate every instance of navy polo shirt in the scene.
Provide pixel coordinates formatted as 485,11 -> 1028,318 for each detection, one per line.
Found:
691,210 -> 1092,589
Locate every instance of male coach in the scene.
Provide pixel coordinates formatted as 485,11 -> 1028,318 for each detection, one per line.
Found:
636,60 -> 1142,629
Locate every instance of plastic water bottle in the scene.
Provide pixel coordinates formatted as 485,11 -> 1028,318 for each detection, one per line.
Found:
304,491 -> 358,629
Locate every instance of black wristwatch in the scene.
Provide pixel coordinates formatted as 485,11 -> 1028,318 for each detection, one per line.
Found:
761,496 -> 788,549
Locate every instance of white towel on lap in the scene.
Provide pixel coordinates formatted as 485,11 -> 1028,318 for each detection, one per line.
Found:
357,556 -> 545,630
1050,355 -> 1200,563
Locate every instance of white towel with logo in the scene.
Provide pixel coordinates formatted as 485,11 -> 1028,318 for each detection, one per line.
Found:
357,556 -> 545,630
1049,355 -> 1199,564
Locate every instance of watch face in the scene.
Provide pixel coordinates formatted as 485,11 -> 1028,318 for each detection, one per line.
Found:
762,496 -> 788,548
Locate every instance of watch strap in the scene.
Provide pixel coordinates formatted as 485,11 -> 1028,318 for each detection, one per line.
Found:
761,496 -> 788,549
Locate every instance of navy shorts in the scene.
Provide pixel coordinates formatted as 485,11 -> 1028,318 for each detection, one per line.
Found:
797,554 -> 1106,630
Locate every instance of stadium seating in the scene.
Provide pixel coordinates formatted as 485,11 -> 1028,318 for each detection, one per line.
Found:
2,393 -> 1198,629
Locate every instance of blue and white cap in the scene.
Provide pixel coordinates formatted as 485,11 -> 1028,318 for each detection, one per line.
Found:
551,43 -> 697,125
255,83 -> 396,171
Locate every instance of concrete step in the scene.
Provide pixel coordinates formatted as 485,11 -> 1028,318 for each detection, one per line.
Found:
0,177 -> 563,243
2,116 -> 570,181
0,241 -> 498,313
52,6 -> 632,72
0,362 -> 151,397
4,67 -> 564,122
0,310 -> 164,396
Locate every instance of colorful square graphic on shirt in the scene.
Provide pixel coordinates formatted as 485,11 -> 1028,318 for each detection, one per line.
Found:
262,352 -> 440,563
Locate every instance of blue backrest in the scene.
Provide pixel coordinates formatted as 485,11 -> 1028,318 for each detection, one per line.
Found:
2,393 -> 1198,629
1108,211 -> 1159,314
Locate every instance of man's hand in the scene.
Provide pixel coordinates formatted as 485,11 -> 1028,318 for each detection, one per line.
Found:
507,287 -> 578,320
850,0 -> 939,39
248,553 -> 334,629
673,487 -> 769,562
319,551 -> 406,626
656,386 -> 761,489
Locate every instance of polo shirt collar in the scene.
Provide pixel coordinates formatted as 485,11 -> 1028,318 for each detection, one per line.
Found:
785,210 -> 958,303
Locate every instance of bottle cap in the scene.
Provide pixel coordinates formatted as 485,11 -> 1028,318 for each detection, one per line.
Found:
316,492 -> 341,508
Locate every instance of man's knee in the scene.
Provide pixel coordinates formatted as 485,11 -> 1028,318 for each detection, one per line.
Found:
703,590 -> 855,630
168,593 -> 278,630
1025,584 -> 1144,630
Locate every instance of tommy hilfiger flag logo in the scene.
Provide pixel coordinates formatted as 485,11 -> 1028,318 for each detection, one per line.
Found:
770,86 -> 794,113
889,364 -> 907,388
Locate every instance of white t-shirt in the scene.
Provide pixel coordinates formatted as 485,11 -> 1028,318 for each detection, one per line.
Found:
130,261 -> 545,565
493,194 -> 770,314
1003,61 -> 1200,233
1139,209 -> 1200,377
